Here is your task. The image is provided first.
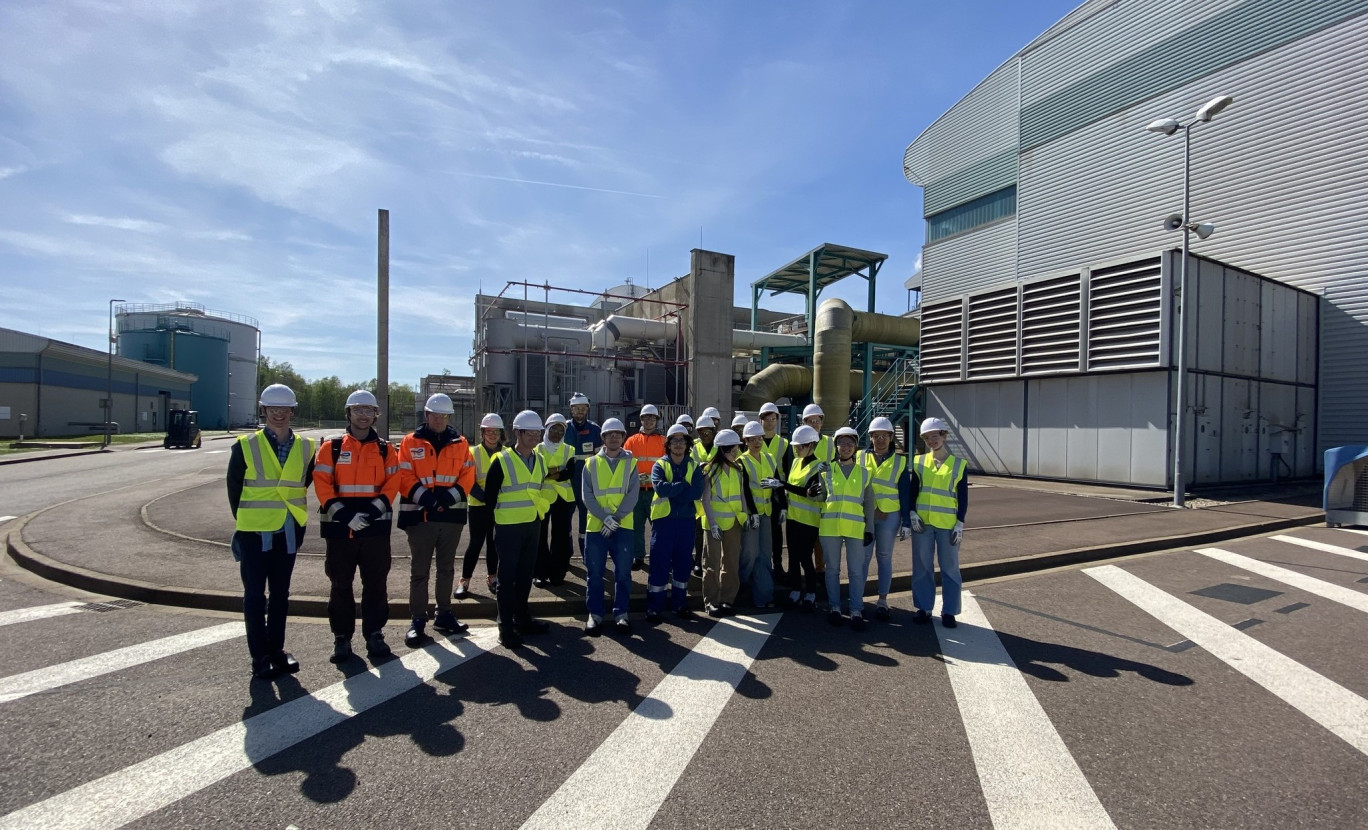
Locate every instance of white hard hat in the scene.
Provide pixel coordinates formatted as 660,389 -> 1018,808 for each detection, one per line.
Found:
345,389 -> 377,409
833,426 -> 860,441
666,424 -> 691,439
920,417 -> 952,436
742,421 -> 765,439
675,414 -> 694,426
759,402 -> 780,416
480,413 -> 505,430
869,417 -> 895,434
512,410 -> 544,431
713,429 -> 742,448
696,417 -> 717,431
259,384 -> 297,407
569,392 -> 590,407
640,404 -> 659,417
731,413 -> 748,427
792,425 -> 819,445
802,403 -> 824,419
424,393 -> 455,414
601,418 -> 627,435
700,406 -> 721,422
544,413 -> 566,427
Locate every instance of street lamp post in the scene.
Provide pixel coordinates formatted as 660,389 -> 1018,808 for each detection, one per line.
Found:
105,299 -> 126,449
1147,94 -> 1233,508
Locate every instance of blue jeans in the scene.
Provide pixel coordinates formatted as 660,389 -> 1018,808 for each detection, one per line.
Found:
585,525 -> 633,620
912,525 -> 962,615
738,517 -> 775,606
864,514 -> 901,603
821,535 -> 870,617
233,529 -> 300,659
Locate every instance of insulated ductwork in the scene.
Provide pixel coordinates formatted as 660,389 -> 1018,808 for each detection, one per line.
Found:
588,316 -> 678,350
813,298 -> 920,428
739,363 -> 883,411
731,329 -> 808,350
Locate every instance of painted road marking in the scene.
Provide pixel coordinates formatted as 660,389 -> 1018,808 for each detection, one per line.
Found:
0,516 -> 15,524
204,450 -> 227,455
1271,535 -> 1368,563
0,622 -> 242,705
0,602 -> 85,629
1331,527 -> 1368,537
0,629 -> 498,830
1086,565 -> 1368,756
520,614 -> 778,830
1197,548 -> 1368,615
934,593 -> 1117,830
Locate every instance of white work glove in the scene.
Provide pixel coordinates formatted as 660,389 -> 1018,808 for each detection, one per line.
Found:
604,516 -> 620,533
748,514 -> 761,529
600,526 -> 615,538
950,521 -> 964,546
347,513 -> 370,532
897,525 -> 909,541
639,472 -> 650,486
778,509 -> 787,523
759,477 -> 783,489
910,515 -> 925,534
709,524 -> 722,540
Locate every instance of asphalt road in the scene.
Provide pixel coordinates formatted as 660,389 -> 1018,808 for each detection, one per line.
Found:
0,522 -> 1364,829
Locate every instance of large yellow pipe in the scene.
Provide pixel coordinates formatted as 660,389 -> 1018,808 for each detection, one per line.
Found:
813,298 -> 920,428
738,363 -> 882,411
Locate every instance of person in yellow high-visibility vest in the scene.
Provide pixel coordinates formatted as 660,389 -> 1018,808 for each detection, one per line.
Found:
758,401 -> 792,577
739,420 -> 783,608
582,418 -> 639,635
819,426 -> 875,630
911,417 -> 969,628
647,424 -> 705,622
862,417 -> 912,621
484,410 -> 551,649
457,412 -> 504,599
780,425 -> 825,612
801,403 -> 833,594
701,429 -> 757,616
690,414 -> 719,578
226,384 -> 316,680
534,412 -> 577,587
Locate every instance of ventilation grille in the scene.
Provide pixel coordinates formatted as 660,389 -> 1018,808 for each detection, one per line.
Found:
918,300 -> 964,383
1020,273 -> 1081,375
1355,464 -> 1368,511
966,287 -> 1018,378
1087,257 -> 1164,370
76,599 -> 143,613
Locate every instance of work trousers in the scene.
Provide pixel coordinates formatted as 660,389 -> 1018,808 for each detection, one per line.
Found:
536,498 -> 576,583
785,520 -> 820,594
324,535 -> 391,638
407,522 -> 463,621
631,489 -> 652,562
738,517 -> 775,606
864,513 -> 901,603
702,524 -> 741,607
235,529 -> 298,660
693,522 -> 704,570
648,514 -> 695,612
495,519 -> 541,631
585,526 -> 633,620
769,508 -> 786,577
461,504 -> 497,580
912,525 -> 962,616
822,534 -> 871,617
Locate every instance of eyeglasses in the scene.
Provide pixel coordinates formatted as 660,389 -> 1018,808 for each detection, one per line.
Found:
263,406 -> 293,415
350,407 -> 379,416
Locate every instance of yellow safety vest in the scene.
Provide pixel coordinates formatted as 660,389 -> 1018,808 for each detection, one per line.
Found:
820,459 -> 869,539
692,441 -> 716,519
814,435 -> 834,465
786,458 -> 822,528
236,431 -> 315,532
764,433 -> 789,466
865,451 -> 907,514
650,457 -> 698,520
536,441 -> 575,503
494,448 -> 547,525
740,450 -> 776,517
914,453 -> 966,530
585,451 -> 637,532
468,443 -> 500,508
705,465 -> 746,531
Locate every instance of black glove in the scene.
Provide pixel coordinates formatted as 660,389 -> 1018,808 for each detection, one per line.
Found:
365,497 -> 388,520
863,531 -> 874,546
418,489 -> 439,511
331,506 -> 356,526
556,468 -> 573,482
437,487 -> 458,508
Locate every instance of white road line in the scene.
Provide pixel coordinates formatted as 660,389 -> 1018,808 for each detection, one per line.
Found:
520,614 -> 778,830
1085,565 -> 1368,756
1272,534 -> 1368,563
0,516 -> 16,524
0,629 -> 498,830
0,622 -> 243,705
1330,527 -> 1368,537
203,450 -> 227,454
934,593 -> 1116,830
1197,548 -> 1368,614
0,602 -> 85,628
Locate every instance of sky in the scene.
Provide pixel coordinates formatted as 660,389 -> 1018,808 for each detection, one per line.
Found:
0,0 -> 1080,385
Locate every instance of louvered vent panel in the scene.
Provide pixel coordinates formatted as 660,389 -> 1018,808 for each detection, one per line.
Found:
918,300 -> 964,383
966,287 -> 1018,378
1087,256 -> 1163,370
1020,273 -> 1081,375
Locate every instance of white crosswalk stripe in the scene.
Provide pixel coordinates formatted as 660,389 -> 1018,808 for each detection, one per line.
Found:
1271,534 -> 1368,563
0,602 -> 85,629
0,516 -> 16,524
935,593 -> 1117,830
1197,548 -> 1368,614
1086,564 -> 1368,757
1334,527 -> 1368,536
0,622 -> 242,705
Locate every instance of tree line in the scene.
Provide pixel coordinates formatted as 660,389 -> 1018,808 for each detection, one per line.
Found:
256,356 -> 418,423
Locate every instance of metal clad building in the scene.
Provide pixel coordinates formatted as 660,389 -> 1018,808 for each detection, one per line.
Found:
904,0 -> 1368,486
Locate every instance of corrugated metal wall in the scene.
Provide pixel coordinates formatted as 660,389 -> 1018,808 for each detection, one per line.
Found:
904,63 -> 1019,189
921,218 -> 1017,304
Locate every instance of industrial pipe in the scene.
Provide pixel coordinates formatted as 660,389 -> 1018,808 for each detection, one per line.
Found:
731,329 -> 808,350
738,363 -> 883,412
814,298 -> 920,428
588,315 -> 679,350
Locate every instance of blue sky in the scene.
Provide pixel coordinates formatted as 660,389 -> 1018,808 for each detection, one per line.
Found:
0,0 -> 1078,384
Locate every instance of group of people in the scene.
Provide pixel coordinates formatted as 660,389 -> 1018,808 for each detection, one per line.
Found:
226,385 -> 968,680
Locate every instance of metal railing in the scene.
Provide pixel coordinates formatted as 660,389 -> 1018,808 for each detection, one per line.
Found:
851,352 -> 919,435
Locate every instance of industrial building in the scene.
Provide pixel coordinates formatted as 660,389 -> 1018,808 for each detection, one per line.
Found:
902,0 -> 1368,488
115,303 -> 260,430
0,327 -> 196,439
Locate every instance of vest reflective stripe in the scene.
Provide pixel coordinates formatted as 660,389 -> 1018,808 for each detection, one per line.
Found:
764,433 -> 789,464
469,444 -> 499,507
914,454 -> 965,530
691,443 -> 717,518
494,449 -> 547,525
237,432 -> 314,531
865,452 -> 906,514
536,441 -> 575,503
585,453 -> 637,532
706,466 -> 746,531
740,451 -> 776,516
786,460 -> 821,527
815,435 -> 834,464
650,459 -> 697,520
820,461 -> 868,539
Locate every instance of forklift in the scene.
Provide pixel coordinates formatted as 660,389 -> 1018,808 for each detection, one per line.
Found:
164,409 -> 202,449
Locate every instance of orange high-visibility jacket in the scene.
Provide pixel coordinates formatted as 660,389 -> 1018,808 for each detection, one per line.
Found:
396,430 -> 477,528
313,433 -> 402,540
623,432 -> 667,490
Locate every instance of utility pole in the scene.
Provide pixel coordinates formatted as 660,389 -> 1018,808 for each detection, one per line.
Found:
377,209 -> 390,438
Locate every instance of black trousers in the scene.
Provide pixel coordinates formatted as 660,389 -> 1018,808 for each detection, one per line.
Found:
536,498 -> 575,583
786,520 -> 820,593
769,508 -> 786,577
323,535 -> 391,638
495,519 -> 541,630
462,505 -> 498,580
234,529 -> 301,660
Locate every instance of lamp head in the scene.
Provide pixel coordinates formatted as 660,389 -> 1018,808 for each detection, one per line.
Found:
1146,117 -> 1180,136
1195,95 -> 1233,122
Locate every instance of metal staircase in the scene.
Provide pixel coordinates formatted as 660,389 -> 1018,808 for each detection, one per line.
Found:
850,351 -> 920,435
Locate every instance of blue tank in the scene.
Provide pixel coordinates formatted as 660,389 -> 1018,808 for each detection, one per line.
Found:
120,329 -> 230,429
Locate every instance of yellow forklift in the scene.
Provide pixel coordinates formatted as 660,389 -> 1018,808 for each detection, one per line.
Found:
164,409 -> 202,449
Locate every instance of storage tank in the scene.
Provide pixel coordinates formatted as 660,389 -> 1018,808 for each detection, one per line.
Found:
118,327 -> 230,428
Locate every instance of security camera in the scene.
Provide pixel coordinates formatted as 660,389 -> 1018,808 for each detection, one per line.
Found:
1163,213 -> 1184,232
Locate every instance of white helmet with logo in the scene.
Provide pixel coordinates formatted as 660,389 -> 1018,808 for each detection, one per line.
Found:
601,418 -> 627,435
345,389 -> 378,409
424,393 -> 455,415
713,429 -> 742,448
792,425 -> 819,445
920,417 -> 952,436
569,392 -> 590,407
512,410 -> 544,431
759,402 -> 780,416
742,420 -> 765,439
259,384 -> 297,407
640,404 -> 659,417
802,403 -> 824,419
868,416 -> 895,434
480,413 -> 504,430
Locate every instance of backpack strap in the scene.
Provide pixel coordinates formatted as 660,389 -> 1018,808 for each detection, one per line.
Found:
333,434 -> 389,463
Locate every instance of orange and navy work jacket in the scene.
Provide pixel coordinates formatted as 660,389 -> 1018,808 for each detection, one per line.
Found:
623,431 -> 666,490
313,431 -> 402,540
396,426 -> 477,528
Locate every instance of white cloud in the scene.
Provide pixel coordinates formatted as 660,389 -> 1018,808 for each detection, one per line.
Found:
63,213 -> 167,233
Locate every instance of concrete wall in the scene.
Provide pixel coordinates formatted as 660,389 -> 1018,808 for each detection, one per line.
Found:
688,250 -> 736,414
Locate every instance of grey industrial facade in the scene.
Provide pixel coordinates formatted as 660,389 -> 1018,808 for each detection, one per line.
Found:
903,0 -> 1368,487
